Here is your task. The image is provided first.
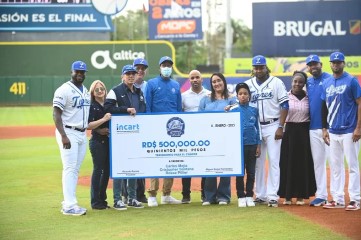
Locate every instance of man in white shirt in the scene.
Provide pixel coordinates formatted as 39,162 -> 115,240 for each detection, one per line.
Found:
181,70 -> 210,203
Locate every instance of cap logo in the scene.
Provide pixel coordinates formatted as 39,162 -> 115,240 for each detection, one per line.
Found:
256,57 -> 261,64
79,62 -> 85,69
309,56 -> 314,61
334,54 -> 339,60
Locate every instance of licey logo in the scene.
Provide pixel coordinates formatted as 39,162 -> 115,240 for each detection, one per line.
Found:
166,117 -> 185,137
116,123 -> 140,134
255,58 -> 261,64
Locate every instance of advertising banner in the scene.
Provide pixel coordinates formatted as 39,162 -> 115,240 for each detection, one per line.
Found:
224,57 -> 361,75
0,3 -> 113,31
110,112 -> 243,179
148,0 -> 203,41
252,1 -> 361,56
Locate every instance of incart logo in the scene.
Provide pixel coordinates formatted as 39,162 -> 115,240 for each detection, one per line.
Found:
349,20 -> 361,35
116,123 -> 140,134
166,117 -> 185,137
91,50 -> 146,70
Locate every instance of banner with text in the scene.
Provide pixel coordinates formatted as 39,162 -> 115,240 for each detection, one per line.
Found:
148,0 -> 203,41
110,112 -> 243,179
0,4 -> 112,31
252,1 -> 361,56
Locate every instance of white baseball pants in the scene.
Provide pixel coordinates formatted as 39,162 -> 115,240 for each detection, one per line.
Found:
329,132 -> 360,204
56,129 -> 87,209
255,122 -> 282,201
310,129 -> 345,200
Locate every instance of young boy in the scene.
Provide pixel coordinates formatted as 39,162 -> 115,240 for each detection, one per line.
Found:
225,83 -> 261,207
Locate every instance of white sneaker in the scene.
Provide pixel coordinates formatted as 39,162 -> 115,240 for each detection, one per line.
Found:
161,195 -> 181,204
202,201 -> 210,206
246,197 -> 255,207
147,197 -> 158,207
238,198 -> 247,207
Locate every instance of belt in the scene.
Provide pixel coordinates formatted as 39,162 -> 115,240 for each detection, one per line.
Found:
260,118 -> 279,125
65,125 -> 86,132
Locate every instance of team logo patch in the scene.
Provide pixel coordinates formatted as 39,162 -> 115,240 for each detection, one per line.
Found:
166,117 -> 185,137
349,20 -> 361,35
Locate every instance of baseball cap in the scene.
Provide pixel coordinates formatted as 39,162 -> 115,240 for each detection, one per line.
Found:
159,56 -> 173,65
306,55 -> 321,65
71,60 -> 88,71
330,52 -> 345,62
133,58 -> 148,68
252,55 -> 266,66
122,65 -> 137,75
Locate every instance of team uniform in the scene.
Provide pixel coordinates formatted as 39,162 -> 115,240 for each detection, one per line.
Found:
321,71 -> 361,208
53,81 -> 90,212
307,71 -> 345,205
245,76 -> 288,203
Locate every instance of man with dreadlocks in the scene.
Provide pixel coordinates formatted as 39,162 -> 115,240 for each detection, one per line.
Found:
245,55 -> 289,208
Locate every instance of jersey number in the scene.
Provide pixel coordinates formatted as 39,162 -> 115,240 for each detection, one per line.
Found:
9,82 -> 26,95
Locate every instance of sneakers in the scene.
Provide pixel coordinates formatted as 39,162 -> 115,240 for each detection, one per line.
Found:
238,198 -> 247,207
254,198 -> 267,205
268,200 -> 278,207
161,195 -> 181,204
128,199 -> 144,208
62,206 -> 87,216
296,200 -> 305,206
219,201 -> 228,205
113,200 -> 127,210
246,197 -> 255,207
323,200 -> 345,209
122,196 -> 128,205
345,201 -> 360,211
147,197 -> 158,207
202,201 -> 210,206
283,200 -> 292,205
310,198 -> 327,207
181,197 -> 191,204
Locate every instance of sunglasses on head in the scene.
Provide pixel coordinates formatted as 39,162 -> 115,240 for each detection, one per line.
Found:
94,87 -> 105,93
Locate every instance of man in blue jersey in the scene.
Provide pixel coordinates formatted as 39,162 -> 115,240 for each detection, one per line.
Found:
306,55 -> 345,207
321,52 -> 361,211
145,56 -> 182,207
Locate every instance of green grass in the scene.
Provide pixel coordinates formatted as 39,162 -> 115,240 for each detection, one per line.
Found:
0,138 -> 347,240
0,106 -> 53,126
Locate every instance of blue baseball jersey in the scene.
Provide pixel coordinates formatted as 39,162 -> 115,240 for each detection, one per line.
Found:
321,72 -> 361,134
307,72 -> 332,130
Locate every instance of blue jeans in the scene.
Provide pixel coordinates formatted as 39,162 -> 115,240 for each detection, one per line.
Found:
236,145 -> 257,198
89,138 -> 110,208
204,177 -> 231,203
113,178 -> 137,203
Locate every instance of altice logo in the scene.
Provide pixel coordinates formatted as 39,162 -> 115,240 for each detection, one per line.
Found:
116,123 -> 140,134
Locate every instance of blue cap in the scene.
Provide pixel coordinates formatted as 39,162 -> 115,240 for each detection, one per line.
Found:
71,61 -> 87,71
122,65 -> 137,75
330,52 -> 345,62
306,55 -> 321,65
252,55 -> 266,66
133,58 -> 148,68
159,56 -> 173,65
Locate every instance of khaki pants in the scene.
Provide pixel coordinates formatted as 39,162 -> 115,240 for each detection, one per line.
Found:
147,178 -> 174,197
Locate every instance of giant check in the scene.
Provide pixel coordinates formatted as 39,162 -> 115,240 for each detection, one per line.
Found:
110,111 -> 243,178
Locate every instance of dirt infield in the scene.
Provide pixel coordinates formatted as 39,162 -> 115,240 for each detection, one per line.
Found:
2,125 -> 361,239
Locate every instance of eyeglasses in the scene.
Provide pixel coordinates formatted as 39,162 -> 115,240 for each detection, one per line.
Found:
94,87 -> 105,93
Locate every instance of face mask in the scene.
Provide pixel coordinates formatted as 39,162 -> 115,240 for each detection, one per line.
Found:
161,67 -> 172,78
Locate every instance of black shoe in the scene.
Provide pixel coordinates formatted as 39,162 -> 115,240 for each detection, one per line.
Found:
182,197 -> 191,204
92,205 -> 107,210
137,196 -> 148,204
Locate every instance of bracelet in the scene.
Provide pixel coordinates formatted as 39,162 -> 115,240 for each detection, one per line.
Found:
278,124 -> 284,129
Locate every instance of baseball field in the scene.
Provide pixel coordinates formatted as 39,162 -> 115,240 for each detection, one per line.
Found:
0,107 -> 360,240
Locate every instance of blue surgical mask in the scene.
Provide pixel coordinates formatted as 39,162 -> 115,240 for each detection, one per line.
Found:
161,67 -> 172,78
